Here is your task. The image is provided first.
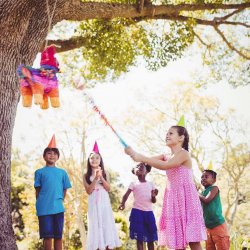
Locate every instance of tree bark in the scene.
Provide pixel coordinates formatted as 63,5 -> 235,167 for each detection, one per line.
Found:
0,1 -> 51,248
0,50 -> 21,249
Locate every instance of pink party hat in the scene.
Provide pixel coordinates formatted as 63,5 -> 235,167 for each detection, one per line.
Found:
92,141 -> 99,154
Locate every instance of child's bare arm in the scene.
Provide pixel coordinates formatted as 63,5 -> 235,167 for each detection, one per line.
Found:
63,189 -> 67,199
125,147 -> 190,170
35,187 -> 40,199
100,173 -> 110,192
83,174 -> 98,195
199,186 -> 219,204
119,189 -> 132,210
149,155 -> 165,160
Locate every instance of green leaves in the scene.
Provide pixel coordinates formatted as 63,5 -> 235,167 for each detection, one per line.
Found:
77,18 -> 150,81
146,21 -> 195,70
70,18 -> 196,82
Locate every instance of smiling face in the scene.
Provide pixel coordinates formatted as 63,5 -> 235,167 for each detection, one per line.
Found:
201,171 -> 216,188
165,127 -> 184,147
134,163 -> 148,176
88,153 -> 101,169
43,149 -> 59,166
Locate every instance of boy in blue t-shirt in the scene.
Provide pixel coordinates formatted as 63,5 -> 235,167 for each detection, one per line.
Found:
34,142 -> 72,250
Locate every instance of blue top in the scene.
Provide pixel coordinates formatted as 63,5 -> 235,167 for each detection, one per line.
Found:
34,166 -> 72,216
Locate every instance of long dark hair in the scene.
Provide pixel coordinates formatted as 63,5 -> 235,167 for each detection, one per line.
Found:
171,125 -> 189,151
85,152 -> 107,184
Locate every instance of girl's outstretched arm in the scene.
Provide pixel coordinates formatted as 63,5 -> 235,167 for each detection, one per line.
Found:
119,189 -> 132,210
149,154 -> 165,160
125,147 -> 190,170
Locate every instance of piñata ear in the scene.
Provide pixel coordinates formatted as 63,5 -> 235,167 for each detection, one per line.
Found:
40,45 -> 59,70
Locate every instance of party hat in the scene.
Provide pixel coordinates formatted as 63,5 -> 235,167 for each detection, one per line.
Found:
92,141 -> 99,154
177,115 -> 185,127
48,134 -> 56,148
207,160 -> 213,170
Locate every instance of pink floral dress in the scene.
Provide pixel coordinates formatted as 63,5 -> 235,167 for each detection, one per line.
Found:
159,166 -> 207,249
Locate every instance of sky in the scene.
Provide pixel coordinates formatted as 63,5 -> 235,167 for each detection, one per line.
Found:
13,55 -> 250,186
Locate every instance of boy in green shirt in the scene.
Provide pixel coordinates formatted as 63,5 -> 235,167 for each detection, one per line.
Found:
199,170 -> 230,250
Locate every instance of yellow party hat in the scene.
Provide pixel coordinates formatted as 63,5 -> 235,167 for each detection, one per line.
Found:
207,160 -> 213,170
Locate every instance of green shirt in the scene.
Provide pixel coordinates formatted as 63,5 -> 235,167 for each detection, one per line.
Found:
202,186 -> 225,229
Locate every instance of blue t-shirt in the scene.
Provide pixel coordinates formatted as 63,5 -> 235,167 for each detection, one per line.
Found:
34,166 -> 72,216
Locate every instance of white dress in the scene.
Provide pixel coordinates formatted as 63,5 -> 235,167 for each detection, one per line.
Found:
87,176 -> 121,250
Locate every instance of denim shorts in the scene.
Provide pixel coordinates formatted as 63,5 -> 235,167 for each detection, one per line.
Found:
38,212 -> 64,239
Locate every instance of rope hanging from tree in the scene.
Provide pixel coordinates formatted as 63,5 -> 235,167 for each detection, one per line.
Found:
45,0 -> 58,48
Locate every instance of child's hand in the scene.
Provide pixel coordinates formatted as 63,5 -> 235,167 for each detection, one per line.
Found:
97,169 -> 102,178
125,147 -> 143,162
118,203 -> 125,210
131,153 -> 144,162
125,146 -> 135,156
94,167 -> 102,180
152,189 -> 158,197
196,183 -> 202,191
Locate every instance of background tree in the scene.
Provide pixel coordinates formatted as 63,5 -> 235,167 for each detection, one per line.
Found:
11,150 -> 29,242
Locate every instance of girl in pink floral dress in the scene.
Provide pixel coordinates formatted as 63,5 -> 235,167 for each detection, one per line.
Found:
125,125 -> 207,250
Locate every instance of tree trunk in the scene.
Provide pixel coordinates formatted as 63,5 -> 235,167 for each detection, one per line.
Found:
0,56 -> 19,248
0,1 -> 51,248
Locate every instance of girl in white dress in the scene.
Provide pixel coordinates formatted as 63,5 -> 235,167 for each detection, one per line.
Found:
83,142 -> 121,250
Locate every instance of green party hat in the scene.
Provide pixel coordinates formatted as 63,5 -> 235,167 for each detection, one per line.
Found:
207,160 -> 213,170
177,115 -> 185,127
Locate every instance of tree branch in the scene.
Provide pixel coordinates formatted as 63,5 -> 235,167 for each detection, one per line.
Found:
49,14 -> 249,55
158,15 -> 250,28
49,1 -> 250,57
41,37 -> 87,53
193,31 -> 210,47
215,8 -> 245,21
57,1 -> 250,21
214,25 -> 250,60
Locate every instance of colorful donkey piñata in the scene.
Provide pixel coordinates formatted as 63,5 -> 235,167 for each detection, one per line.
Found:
17,45 -> 60,109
